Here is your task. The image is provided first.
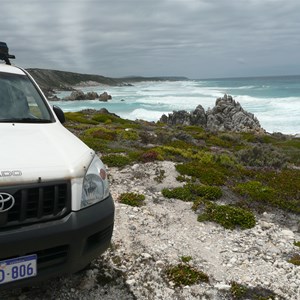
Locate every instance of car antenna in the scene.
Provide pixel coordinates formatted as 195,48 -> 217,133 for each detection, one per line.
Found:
0,42 -> 16,65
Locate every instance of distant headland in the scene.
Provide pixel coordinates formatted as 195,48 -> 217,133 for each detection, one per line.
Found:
26,68 -> 188,97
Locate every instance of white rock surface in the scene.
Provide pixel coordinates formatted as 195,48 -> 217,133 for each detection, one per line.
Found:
1,161 -> 299,300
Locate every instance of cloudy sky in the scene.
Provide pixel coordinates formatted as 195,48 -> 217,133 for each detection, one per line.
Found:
2,0 -> 300,79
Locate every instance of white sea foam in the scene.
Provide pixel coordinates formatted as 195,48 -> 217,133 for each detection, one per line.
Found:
120,108 -> 170,122
54,78 -> 300,134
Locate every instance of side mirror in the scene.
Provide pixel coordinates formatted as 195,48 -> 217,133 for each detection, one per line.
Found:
53,105 -> 65,124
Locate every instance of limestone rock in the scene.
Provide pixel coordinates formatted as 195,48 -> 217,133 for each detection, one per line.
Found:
62,90 -> 112,101
65,90 -> 86,100
99,92 -> 112,102
206,95 -> 263,133
159,94 -> 264,133
86,91 -> 99,100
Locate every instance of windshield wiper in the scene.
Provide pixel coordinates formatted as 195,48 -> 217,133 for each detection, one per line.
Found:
0,118 -> 52,123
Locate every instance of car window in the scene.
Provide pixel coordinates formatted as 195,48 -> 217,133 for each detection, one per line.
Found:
0,72 -> 53,122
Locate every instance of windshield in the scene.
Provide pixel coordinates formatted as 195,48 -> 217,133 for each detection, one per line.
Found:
0,72 -> 53,123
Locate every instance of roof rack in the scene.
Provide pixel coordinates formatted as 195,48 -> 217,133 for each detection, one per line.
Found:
0,42 -> 15,65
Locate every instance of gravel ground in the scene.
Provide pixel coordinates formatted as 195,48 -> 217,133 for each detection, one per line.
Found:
1,161 -> 299,299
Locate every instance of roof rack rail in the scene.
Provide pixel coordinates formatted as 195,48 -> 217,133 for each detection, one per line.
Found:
0,41 -> 15,65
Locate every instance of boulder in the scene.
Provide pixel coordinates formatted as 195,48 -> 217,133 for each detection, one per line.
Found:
99,92 -> 112,102
64,90 -> 85,100
86,91 -> 99,100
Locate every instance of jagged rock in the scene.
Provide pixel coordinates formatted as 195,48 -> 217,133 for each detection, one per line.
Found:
207,95 -> 263,133
160,105 -> 206,126
160,95 -> 264,133
99,92 -> 112,102
190,105 -> 207,126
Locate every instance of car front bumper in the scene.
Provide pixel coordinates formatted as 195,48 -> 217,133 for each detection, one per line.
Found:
0,195 -> 114,289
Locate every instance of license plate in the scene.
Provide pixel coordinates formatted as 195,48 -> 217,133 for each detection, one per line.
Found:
0,254 -> 37,284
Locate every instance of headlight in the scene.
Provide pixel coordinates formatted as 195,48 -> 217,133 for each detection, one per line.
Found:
81,156 -> 110,208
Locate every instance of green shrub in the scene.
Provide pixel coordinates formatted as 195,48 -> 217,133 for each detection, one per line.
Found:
236,144 -> 287,168
294,241 -> 300,247
239,132 -> 256,143
234,181 -> 275,203
84,127 -> 117,141
229,281 -> 279,300
165,140 -> 195,150
80,136 -> 108,152
92,113 -> 133,126
162,184 -> 222,202
215,153 -> 239,169
197,201 -> 256,229
165,264 -> 209,287
182,125 -> 205,135
118,192 -> 145,207
162,186 -> 194,202
176,162 -> 227,186
206,135 -> 233,148
176,175 -> 189,182
180,256 -> 192,263
288,253 -> 300,266
188,184 -> 222,200
65,112 -> 98,125
250,170 -> 300,214
102,154 -> 131,167
230,281 -> 248,298
117,129 -> 139,141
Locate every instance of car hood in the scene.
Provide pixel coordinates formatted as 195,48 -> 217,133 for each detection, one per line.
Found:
0,122 -> 94,185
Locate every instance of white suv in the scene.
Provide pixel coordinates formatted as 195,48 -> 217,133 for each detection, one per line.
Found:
0,42 -> 114,288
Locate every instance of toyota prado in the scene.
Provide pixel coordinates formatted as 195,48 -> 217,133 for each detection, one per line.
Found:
0,42 -> 114,288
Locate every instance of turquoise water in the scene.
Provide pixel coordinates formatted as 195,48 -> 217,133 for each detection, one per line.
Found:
54,75 -> 300,134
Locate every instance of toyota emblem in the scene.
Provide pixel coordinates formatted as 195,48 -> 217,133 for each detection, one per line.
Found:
0,193 -> 15,212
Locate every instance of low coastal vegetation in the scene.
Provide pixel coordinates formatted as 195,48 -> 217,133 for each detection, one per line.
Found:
288,253 -> 300,266
196,200 -> 256,230
118,192 -> 145,207
64,109 -> 299,297
165,256 -> 209,287
229,281 -> 282,300
64,109 -> 300,221
162,184 -> 222,202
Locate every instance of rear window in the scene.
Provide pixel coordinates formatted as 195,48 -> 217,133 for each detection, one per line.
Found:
0,72 -> 53,123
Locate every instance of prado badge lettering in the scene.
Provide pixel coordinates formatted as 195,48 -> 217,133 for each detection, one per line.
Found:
0,170 -> 22,177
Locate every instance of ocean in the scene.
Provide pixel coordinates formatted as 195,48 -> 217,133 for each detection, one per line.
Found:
54,75 -> 300,135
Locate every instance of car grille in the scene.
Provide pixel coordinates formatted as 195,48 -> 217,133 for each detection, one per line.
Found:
0,181 -> 71,229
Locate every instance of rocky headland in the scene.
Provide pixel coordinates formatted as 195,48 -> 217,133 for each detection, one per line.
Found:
26,68 -> 188,99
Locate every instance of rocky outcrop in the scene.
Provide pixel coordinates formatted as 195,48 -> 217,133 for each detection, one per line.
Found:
160,105 -> 206,126
63,90 -> 112,101
99,92 -> 112,101
160,94 -> 264,133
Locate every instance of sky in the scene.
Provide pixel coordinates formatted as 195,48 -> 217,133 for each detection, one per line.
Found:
1,0 -> 300,79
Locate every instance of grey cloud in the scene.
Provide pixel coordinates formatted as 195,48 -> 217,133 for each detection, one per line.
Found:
1,0 -> 300,78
